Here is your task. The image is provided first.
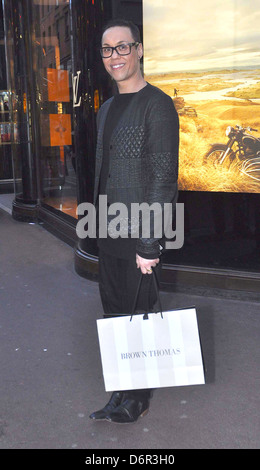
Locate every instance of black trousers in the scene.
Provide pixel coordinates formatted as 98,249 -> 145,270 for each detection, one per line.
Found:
98,250 -> 162,400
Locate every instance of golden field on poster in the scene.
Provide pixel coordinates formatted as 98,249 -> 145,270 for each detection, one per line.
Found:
145,70 -> 260,193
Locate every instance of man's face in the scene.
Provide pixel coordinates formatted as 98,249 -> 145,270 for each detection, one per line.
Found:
101,26 -> 142,86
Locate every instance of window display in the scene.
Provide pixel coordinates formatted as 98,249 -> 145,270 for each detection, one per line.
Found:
143,0 -> 260,193
33,0 -> 77,218
0,91 -> 12,184
143,0 -> 260,270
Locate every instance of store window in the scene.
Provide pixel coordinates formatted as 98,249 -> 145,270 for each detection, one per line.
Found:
0,5 -> 12,192
33,0 -> 77,219
0,91 -> 12,185
143,0 -> 260,272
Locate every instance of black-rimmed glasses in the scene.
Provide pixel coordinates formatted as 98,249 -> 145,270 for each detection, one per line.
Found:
100,42 -> 140,58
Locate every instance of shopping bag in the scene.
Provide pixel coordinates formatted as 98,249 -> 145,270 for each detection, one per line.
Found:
96,273 -> 205,391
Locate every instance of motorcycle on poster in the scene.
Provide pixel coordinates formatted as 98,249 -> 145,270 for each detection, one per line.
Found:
204,125 -> 260,182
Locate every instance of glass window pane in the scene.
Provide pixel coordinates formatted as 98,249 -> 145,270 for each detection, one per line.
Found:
0,91 -> 12,182
32,0 -> 77,219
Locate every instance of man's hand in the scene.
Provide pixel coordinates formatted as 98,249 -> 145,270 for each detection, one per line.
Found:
136,254 -> 159,275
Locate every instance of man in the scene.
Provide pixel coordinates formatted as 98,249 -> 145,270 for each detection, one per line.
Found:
89,19 -> 179,423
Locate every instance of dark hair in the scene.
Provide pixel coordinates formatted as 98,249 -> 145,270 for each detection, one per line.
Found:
101,18 -> 141,43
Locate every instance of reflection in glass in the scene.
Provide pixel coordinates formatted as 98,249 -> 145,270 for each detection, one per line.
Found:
0,91 -> 13,182
33,0 -> 77,218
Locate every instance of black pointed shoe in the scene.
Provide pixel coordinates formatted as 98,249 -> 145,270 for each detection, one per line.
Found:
106,397 -> 149,424
89,392 -> 125,420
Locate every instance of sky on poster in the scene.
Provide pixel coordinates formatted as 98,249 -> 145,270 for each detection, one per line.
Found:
143,0 -> 260,74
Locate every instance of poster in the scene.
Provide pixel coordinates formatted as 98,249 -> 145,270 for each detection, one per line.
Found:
143,0 -> 260,193
47,68 -> 70,102
49,114 -> 72,147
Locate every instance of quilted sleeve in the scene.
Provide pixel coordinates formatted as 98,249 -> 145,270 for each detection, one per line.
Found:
136,92 -> 179,259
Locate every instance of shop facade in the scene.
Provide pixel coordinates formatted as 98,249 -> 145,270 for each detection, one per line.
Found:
2,0 -> 260,292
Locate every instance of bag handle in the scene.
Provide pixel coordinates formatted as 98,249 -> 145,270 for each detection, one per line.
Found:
130,268 -> 163,321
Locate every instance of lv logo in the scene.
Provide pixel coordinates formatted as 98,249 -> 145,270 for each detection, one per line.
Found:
73,71 -> 81,107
